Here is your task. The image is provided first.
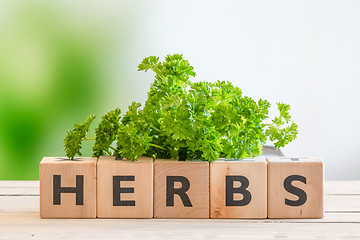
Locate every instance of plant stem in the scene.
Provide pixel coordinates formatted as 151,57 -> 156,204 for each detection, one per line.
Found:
152,67 -> 167,82
89,130 -> 96,138
151,125 -> 161,132
264,123 -> 277,127
84,138 -> 96,141
150,143 -> 167,151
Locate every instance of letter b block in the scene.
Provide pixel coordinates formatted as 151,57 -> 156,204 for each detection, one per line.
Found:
154,159 -> 209,218
210,158 -> 267,218
39,157 -> 97,218
267,157 -> 324,218
96,156 -> 153,218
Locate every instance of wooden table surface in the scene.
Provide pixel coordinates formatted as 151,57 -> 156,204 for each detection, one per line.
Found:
0,181 -> 359,239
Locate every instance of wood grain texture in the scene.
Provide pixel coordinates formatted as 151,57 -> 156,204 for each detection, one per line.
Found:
267,158 -> 324,219
1,180 -> 358,194
2,211 -> 360,223
3,194 -> 358,214
154,159 -> 209,218
325,181 -> 360,195
39,157 -> 97,218
210,159 -> 267,218
96,156 -> 153,218
0,181 -> 359,239
0,181 -> 39,188
0,213 -> 359,240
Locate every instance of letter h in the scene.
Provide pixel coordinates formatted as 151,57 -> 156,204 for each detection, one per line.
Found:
53,175 -> 84,205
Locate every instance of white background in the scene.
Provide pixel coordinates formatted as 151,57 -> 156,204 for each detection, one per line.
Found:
110,0 -> 360,180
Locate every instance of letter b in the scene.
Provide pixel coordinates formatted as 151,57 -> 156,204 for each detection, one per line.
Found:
226,175 -> 252,206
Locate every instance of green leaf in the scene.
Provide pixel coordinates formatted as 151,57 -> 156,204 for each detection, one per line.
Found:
64,115 -> 96,160
138,56 -> 159,72
115,123 -> 152,161
266,103 -> 298,148
92,108 -> 121,157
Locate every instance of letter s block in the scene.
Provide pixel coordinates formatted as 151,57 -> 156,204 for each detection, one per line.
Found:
154,159 -> 209,218
96,156 -> 153,218
210,158 -> 267,218
267,158 -> 324,219
39,157 -> 97,218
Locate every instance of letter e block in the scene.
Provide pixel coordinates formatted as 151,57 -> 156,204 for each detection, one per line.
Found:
210,158 -> 267,218
267,157 -> 324,219
97,156 -> 153,218
154,159 -> 209,218
39,157 -> 97,218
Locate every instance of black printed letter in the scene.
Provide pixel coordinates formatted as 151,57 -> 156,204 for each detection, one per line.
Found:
226,175 -> 251,206
53,175 -> 83,205
113,176 -> 135,206
166,176 -> 192,207
284,175 -> 307,206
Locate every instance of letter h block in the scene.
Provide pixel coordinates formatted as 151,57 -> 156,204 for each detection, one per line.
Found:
96,156 -> 153,218
39,157 -> 97,218
154,159 -> 209,218
267,157 -> 324,219
210,158 -> 267,218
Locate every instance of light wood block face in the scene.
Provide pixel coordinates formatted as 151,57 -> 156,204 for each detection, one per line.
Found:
210,158 -> 267,218
154,159 -> 209,218
39,157 -> 97,218
267,158 -> 324,219
96,156 -> 153,218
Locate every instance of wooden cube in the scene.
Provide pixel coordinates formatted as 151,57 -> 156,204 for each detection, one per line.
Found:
267,157 -> 324,219
210,158 -> 267,218
154,159 -> 209,218
96,156 -> 153,218
39,157 -> 97,218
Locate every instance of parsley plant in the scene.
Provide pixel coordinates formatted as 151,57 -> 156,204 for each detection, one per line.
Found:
64,54 -> 298,161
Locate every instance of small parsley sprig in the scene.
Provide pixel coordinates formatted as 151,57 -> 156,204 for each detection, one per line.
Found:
64,54 -> 298,161
64,115 -> 96,160
92,108 -> 121,157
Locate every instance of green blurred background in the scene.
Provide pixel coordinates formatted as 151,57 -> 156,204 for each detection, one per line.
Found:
1,1 -> 360,180
0,1 -> 135,179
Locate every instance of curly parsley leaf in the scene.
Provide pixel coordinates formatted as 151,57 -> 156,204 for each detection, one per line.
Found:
64,115 -> 96,160
92,108 -> 121,157
266,103 -> 298,148
115,123 -> 152,161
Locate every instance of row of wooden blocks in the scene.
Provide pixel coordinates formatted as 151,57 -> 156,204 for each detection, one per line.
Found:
40,156 -> 323,219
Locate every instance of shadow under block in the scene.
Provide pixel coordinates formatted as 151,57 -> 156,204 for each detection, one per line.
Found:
210,158 -> 267,218
267,158 -> 324,219
39,157 -> 97,218
96,156 -> 153,218
154,159 -> 209,218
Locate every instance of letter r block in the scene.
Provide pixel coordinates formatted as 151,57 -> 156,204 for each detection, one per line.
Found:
96,156 -> 153,218
267,158 -> 324,219
210,158 -> 267,218
39,157 -> 97,218
154,159 -> 209,218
